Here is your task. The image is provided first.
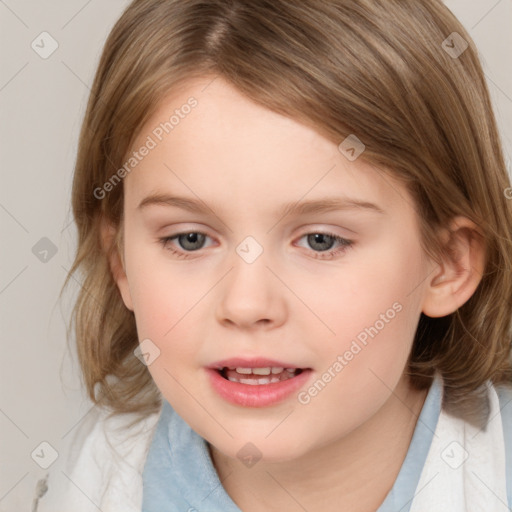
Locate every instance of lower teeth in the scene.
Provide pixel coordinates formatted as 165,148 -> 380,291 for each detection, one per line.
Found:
222,368 -> 301,385
227,376 -> 282,385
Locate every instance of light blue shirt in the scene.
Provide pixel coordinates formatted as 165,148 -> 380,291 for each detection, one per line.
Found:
142,377 -> 512,511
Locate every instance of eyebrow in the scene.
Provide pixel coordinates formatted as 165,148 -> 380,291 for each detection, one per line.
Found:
137,194 -> 385,217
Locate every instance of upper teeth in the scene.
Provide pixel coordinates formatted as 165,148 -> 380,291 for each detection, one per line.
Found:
232,367 -> 289,375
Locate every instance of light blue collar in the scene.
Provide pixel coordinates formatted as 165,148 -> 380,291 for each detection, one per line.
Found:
377,374 -> 442,511
142,398 -> 240,511
142,376 -> 442,511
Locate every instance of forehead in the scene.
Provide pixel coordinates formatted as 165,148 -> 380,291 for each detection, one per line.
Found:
134,75 -> 333,162
125,76 -> 413,219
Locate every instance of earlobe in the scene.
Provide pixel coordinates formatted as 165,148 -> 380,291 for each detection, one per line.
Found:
422,217 -> 486,318
100,219 -> 134,311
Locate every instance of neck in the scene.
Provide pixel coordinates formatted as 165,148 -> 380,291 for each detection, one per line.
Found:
209,375 -> 429,512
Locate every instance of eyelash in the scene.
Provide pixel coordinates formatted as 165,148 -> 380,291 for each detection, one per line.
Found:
158,231 -> 354,260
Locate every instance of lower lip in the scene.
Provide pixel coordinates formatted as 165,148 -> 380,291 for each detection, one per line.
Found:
206,368 -> 313,407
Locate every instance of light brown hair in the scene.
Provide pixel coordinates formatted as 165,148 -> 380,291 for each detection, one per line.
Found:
65,0 -> 512,425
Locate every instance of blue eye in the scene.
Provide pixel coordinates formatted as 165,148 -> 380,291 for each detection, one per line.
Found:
159,232 -> 211,257
296,232 -> 354,259
159,231 -> 354,260
171,232 -> 206,251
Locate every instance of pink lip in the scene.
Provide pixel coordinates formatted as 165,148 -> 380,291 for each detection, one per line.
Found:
206,358 -> 313,407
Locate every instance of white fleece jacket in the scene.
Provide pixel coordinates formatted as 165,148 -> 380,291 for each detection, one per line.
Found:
8,379 -> 512,512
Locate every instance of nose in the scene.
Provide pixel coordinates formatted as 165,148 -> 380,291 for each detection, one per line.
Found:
215,250 -> 287,330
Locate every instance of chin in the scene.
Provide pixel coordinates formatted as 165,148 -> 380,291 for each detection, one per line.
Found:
207,430 -> 313,466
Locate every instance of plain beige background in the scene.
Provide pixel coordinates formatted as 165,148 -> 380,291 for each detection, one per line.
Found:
0,1 -> 511,509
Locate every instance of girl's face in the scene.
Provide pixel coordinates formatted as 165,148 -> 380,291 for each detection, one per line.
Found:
116,76 -> 436,462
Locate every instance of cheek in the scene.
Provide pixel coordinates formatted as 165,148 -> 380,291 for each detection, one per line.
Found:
311,235 -> 424,335
123,239 -> 194,345
125,258 -> 207,407
301,235 -> 426,385
291,252 -> 425,446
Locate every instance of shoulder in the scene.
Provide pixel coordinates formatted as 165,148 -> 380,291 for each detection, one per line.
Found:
32,403 -> 161,512
494,381 -> 512,508
495,380 -> 512,408
495,381 -> 512,440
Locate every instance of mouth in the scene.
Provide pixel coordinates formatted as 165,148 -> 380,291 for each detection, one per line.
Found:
206,359 -> 312,407
217,366 -> 304,385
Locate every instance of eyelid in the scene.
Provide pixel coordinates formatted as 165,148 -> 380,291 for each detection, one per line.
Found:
160,230 -> 216,248
294,231 -> 353,251
158,225 -> 353,244
295,223 -> 354,236
159,227 -> 355,261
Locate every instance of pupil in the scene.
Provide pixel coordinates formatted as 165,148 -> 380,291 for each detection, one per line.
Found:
309,233 -> 334,251
180,232 -> 205,251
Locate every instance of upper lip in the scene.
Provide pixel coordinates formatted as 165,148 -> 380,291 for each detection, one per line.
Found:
208,357 -> 308,369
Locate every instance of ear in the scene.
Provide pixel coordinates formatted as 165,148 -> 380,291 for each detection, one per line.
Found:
100,219 -> 134,311
422,216 -> 486,318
